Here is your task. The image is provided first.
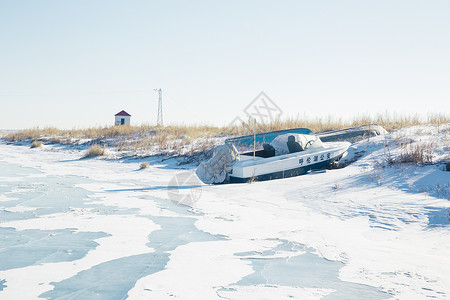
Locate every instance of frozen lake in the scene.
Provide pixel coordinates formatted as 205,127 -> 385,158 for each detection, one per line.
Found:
0,128 -> 449,299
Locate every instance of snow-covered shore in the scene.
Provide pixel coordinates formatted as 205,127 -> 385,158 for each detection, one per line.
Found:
0,124 -> 449,299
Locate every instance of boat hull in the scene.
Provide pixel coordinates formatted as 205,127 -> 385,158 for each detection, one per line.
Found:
228,154 -> 343,183
226,142 -> 349,183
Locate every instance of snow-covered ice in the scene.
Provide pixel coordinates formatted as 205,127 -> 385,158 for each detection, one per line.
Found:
0,124 -> 449,299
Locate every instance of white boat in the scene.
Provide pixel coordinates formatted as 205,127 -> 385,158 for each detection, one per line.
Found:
196,128 -> 350,184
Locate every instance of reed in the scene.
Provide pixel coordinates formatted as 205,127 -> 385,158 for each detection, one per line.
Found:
4,113 -> 449,149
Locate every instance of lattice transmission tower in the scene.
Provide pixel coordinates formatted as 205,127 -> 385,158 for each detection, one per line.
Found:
154,88 -> 163,126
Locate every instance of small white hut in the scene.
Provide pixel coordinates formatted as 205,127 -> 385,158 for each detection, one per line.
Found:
115,110 -> 131,125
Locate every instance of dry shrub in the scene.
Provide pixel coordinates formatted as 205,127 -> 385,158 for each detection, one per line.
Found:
118,136 -> 153,151
139,162 -> 150,169
383,139 -> 436,166
248,170 -> 258,184
154,130 -> 170,150
83,144 -> 107,158
398,143 -> 434,165
30,141 -> 43,148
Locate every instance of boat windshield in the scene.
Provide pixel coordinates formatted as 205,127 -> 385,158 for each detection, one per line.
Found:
225,128 -> 314,153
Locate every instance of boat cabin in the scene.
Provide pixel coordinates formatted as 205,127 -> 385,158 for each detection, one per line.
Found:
239,133 -> 323,159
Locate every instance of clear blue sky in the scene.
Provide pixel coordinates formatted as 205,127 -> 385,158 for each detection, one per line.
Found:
1,0 -> 449,129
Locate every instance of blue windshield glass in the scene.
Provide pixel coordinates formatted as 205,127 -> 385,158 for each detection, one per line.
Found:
226,128 -> 313,151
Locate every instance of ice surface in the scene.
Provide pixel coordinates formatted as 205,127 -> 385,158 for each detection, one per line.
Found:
0,228 -> 108,270
0,124 -> 449,299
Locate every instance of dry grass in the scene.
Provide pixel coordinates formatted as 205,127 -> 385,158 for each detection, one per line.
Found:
248,173 -> 258,184
398,143 -> 435,165
384,142 -> 436,166
5,114 -> 450,143
139,162 -> 151,169
30,141 -> 43,148
83,144 -> 107,158
221,113 -> 449,138
380,129 -> 441,167
3,113 -> 449,156
5,124 -> 225,145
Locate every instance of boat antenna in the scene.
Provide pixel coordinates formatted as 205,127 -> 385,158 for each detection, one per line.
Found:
253,118 -> 256,160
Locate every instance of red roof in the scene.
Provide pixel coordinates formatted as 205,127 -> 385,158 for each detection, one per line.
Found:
115,110 -> 131,117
